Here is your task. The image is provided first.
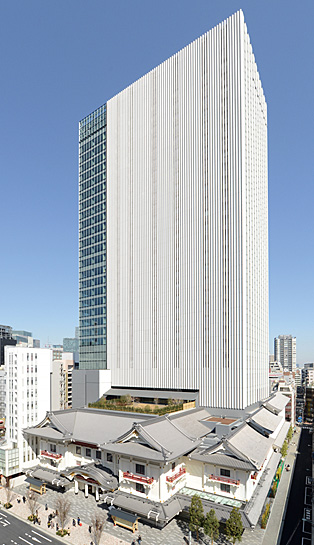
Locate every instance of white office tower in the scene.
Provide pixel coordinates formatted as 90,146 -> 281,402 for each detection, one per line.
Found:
274,335 -> 296,372
0,347 -> 52,476
105,10 -> 268,410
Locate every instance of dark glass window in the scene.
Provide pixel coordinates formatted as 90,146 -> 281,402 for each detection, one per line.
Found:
86,448 -> 91,457
136,464 -> 145,475
220,468 -> 230,477
76,446 -> 81,455
107,453 -> 113,463
221,483 -> 231,493
136,483 -> 145,494
96,450 -> 101,460
50,444 -> 56,453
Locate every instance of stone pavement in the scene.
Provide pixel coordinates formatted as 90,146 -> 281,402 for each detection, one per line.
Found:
261,427 -> 301,545
0,478 -> 270,545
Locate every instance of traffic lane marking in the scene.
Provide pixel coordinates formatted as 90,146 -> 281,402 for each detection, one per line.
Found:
31,531 -> 51,542
25,533 -> 41,543
19,538 -> 34,545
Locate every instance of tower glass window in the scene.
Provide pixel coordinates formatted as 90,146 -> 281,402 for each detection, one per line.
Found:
79,104 -> 107,370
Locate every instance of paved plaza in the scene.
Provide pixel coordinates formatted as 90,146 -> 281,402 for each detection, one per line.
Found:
1,455 -> 298,545
0,480 -> 265,545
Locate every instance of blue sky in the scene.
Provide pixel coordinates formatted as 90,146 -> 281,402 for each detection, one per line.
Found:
0,1 -> 313,362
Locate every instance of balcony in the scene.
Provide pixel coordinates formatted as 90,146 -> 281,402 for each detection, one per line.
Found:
208,474 -> 240,486
40,450 -> 62,460
166,466 -> 186,483
122,471 -> 154,486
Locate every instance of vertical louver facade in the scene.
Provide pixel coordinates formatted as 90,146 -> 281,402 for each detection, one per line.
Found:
80,10 -> 269,409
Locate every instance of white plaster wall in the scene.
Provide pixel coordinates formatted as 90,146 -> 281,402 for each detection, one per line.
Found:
185,459 -> 203,491
118,457 -> 160,501
107,10 -> 268,409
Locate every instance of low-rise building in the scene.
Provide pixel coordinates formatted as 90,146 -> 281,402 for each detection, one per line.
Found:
0,347 -> 52,477
23,393 -> 290,529
12,330 -> 40,348
277,375 -> 296,424
50,354 -> 74,410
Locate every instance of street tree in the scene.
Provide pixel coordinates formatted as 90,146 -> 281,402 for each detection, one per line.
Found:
225,507 -> 243,544
203,509 -> 220,545
287,425 -> 293,442
189,494 -> 204,542
1,476 -> 14,508
26,490 -> 39,521
91,512 -> 106,545
281,440 -> 288,457
55,496 -> 71,536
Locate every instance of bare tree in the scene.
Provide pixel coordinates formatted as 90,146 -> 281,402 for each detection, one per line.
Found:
26,490 -> 39,520
1,476 -> 14,508
91,512 -> 106,545
55,495 -> 71,534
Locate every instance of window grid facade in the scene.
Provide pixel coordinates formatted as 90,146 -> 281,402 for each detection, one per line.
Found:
79,104 -> 107,369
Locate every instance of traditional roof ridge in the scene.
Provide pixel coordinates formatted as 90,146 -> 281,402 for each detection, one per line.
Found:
134,423 -> 172,457
47,412 -> 72,438
111,423 -> 172,458
222,438 -> 256,467
164,414 -> 198,441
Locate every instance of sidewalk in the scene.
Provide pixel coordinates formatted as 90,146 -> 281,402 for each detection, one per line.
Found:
1,455 -> 295,545
0,486 -> 128,545
261,427 -> 300,545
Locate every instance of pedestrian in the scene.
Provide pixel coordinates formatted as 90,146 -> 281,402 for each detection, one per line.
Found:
131,539 -> 136,545
51,521 -> 54,529
88,525 -> 92,533
73,518 -> 76,526
77,516 -> 81,525
138,535 -> 142,545
47,520 -> 50,528
23,496 -> 26,504
45,503 -> 48,511
56,522 -> 59,531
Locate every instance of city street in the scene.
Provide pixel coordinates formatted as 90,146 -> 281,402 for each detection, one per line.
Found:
0,509 -> 62,545
279,428 -> 312,545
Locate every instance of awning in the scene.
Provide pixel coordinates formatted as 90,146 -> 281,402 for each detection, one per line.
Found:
61,462 -> 118,490
26,477 -> 44,488
26,467 -> 69,487
109,506 -> 138,523
103,491 -> 182,523
273,421 -> 290,449
244,451 -> 281,526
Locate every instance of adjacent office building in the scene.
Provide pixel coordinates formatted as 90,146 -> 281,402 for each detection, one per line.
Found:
0,324 -> 17,367
0,347 -> 52,477
50,353 -> 74,411
274,335 -> 296,372
78,10 -> 269,410
12,330 -> 40,348
0,324 -> 16,420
